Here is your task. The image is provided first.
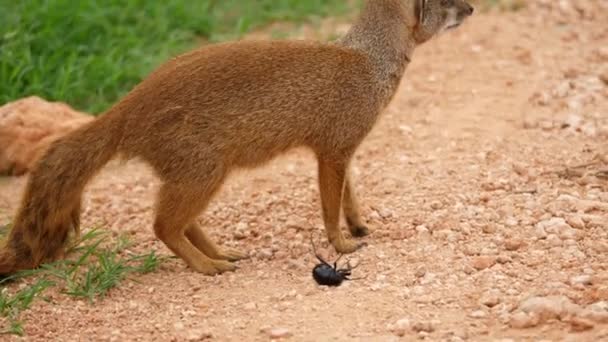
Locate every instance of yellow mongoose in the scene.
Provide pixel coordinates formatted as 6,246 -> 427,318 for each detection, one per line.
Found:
0,0 -> 473,275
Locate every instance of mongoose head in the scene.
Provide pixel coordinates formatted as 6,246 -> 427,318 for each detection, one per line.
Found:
412,0 -> 474,43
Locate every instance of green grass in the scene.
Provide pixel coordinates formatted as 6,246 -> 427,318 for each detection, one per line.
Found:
0,228 -> 166,335
0,0 -> 356,114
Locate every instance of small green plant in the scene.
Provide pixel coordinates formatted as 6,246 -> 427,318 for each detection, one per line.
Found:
0,278 -> 54,336
0,228 -> 165,335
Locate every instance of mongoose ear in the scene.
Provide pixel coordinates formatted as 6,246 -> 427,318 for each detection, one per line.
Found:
415,0 -> 426,25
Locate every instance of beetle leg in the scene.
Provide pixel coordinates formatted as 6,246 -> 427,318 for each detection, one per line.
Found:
310,235 -> 332,267
333,253 -> 344,269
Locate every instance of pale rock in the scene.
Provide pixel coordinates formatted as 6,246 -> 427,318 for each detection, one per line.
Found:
534,225 -> 548,239
244,302 -> 257,310
570,275 -> 593,286
563,113 -> 583,130
519,295 -> 581,321
510,312 -> 540,329
266,328 -> 292,339
186,329 -> 213,341
536,217 -> 572,235
0,96 -> 93,175
469,310 -> 488,319
389,318 -> 411,337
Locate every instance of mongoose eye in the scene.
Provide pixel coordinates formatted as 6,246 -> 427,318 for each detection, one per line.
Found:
440,0 -> 454,6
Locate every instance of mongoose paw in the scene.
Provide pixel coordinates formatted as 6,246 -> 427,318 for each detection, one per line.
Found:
212,260 -> 238,273
349,225 -> 371,238
333,238 -> 366,254
215,247 -> 249,261
191,260 -> 237,275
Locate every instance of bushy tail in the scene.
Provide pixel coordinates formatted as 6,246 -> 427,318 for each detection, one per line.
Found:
0,109 -> 123,275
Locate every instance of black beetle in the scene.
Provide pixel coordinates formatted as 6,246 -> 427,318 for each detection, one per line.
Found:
311,237 -> 361,287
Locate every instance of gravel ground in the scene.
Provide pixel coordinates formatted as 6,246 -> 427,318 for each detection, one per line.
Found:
1,1 -> 607,341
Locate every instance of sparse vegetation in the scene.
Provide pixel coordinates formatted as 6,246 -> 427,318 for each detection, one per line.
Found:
0,228 -> 166,335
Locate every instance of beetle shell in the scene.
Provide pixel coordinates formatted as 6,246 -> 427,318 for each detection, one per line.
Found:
312,264 -> 345,286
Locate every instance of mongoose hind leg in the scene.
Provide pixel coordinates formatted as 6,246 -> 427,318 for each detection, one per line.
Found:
317,157 -> 365,254
343,172 -> 371,238
153,182 -> 236,275
186,222 -> 249,261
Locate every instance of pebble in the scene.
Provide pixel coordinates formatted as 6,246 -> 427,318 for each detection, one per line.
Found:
415,267 -> 427,278
244,302 -> 258,310
471,256 -> 497,270
534,225 -> 548,239
519,296 -> 581,321
482,223 -> 497,234
389,318 -> 411,337
504,238 -> 524,251
266,328 -> 292,339
510,312 -> 540,329
568,317 -> 594,332
570,275 -> 593,287
480,290 -> 502,307
412,321 -> 435,333
469,310 -> 488,319
186,329 -> 213,341
566,215 -> 585,229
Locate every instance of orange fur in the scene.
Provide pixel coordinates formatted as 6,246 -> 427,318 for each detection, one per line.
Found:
0,0 -> 473,275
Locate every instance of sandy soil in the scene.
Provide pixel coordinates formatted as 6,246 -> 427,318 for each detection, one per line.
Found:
1,1 -> 607,341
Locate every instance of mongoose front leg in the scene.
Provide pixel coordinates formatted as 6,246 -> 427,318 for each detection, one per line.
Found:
317,157 -> 364,254
343,172 -> 371,238
186,223 -> 249,261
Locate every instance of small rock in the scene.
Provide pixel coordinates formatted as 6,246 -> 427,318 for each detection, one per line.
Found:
258,249 -> 274,260
504,238 -> 524,251
570,275 -> 593,287
482,223 -> 497,234
510,312 -> 540,329
480,290 -> 502,307
497,255 -> 512,264
534,225 -> 548,239
415,267 -> 426,278
266,328 -> 292,339
389,318 -> 411,337
583,301 -> 608,323
244,302 -> 257,310
568,317 -> 594,332
412,321 -> 435,333
186,329 -> 212,341
471,256 -> 497,270
536,217 -> 572,234
469,310 -> 488,319
173,322 -> 185,330
566,215 -> 585,229
512,163 -> 528,176
519,296 -> 581,321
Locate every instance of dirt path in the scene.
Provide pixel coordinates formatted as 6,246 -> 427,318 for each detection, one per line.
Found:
1,1 -> 607,341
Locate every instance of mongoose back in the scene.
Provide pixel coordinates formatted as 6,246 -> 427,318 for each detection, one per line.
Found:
0,0 -> 474,275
